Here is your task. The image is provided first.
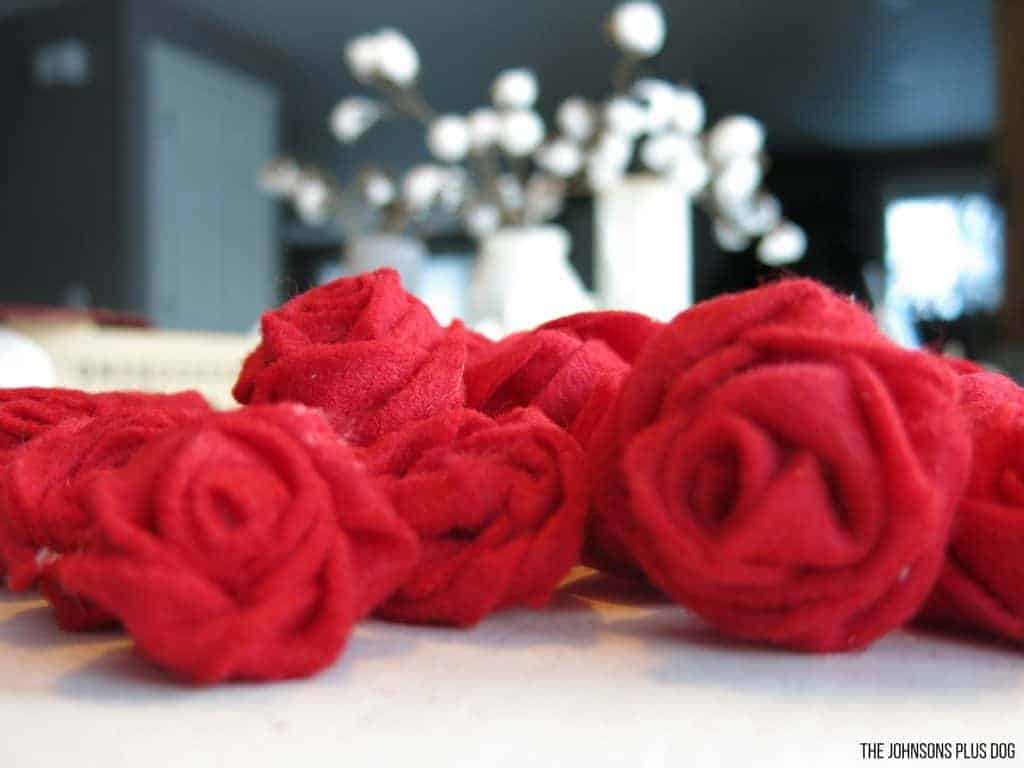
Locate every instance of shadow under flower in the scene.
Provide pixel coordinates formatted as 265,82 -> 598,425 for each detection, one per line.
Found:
598,608 -> 1024,699
0,599 -> 120,650
366,587 -> 605,652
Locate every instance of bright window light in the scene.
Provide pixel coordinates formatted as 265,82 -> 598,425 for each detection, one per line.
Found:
884,194 -> 1004,323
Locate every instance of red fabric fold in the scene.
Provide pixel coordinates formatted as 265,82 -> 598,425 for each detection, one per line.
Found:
234,269 -> 466,445
0,388 -> 204,464
361,407 -> 588,626
49,404 -> 418,683
919,371 -> 1024,642
1,397 -> 212,594
464,327 -> 630,446
589,279 -> 970,651
0,388 -> 209,582
538,310 -> 664,364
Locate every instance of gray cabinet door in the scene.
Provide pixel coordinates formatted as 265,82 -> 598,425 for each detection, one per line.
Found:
146,40 -> 278,331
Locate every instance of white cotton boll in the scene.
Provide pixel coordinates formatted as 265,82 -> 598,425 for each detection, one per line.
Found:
608,1 -> 666,58
536,138 -> 583,178
639,132 -> 691,173
401,164 -> 445,211
556,97 -> 596,142
524,174 -> 567,223
586,153 -> 626,190
736,193 -> 782,236
491,68 -> 539,110
294,175 -> 332,225
498,109 -> 546,156
343,35 -> 379,82
713,218 -> 751,252
670,86 -> 706,134
427,114 -> 471,162
496,173 -> 525,211
329,97 -> 381,144
712,156 -> 763,205
632,78 -> 677,132
757,220 -> 807,266
439,167 -> 469,212
373,28 -> 420,86
359,170 -> 395,208
706,115 -> 766,165
672,149 -> 710,195
604,96 -> 647,139
260,157 -> 302,197
468,108 -> 501,151
591,132 -> 634,171
463,202 -> 502,239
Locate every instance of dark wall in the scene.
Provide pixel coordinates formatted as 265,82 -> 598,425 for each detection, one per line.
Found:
117,0 -> 298,312
0,0 -> 298,313
0,0 -> 121,307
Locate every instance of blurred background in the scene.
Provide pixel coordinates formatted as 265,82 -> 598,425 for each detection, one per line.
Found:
0,0 -> 1012,400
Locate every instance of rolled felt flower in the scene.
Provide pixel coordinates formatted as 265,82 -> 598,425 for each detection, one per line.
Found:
49,404 -> 418,683
234,270 -> 467,445
464,327 -> 630,446
0,398 -> 212,612
589,278 -> 971,651
0,388 -> 210,465
0,388 -> 209,582
0,388 -> 97,464
919,371 -> 1024,642
537,310 -> 664,364
242,329 -> 468,446
361,407 -> 588,626
233,268 -> 444,401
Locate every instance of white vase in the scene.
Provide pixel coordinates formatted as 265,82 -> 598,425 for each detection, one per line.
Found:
345,233 -> 426,293
594,174 -> 693,321
471,225 -> 595,336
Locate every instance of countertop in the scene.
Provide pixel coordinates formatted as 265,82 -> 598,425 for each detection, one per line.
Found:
1,568 -> 1021,767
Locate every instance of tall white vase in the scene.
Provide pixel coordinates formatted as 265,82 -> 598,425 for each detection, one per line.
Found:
594,174 -> 693,321
471,225 -> 594,336
345,232 -> 426,293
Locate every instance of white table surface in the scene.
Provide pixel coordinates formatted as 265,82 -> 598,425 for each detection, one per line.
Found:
1,568 -> 1021,768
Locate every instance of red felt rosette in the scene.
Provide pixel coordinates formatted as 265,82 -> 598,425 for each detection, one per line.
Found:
0,388 -> 209,581
234,269 -> 467,445
362,407 -> 588,626
0,398 -> 212,626
0,388 -> 97,464
589,279 -> 971,651
919,371 -> 1024,642
464,327 -> 630,446
0,388 -> 209,464
49,404 -> 418,683
537,310 -> 664,363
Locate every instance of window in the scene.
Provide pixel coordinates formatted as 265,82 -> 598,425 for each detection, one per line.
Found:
881,193 -> 1003,347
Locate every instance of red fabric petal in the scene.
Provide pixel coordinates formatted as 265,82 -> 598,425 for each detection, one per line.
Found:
538,310 -> 663,363
49,404 -> 417,683
0,388 -> 99,463
919,371 -> 1024,642
234,268 -> 444,400
362,407 -> 588,626
0,388 -> 209,582
589,278 -> 970,651
1,397 -> 211,593
245,327 -> 467,446
464,328 -> 629,446
233,270 -> 466,445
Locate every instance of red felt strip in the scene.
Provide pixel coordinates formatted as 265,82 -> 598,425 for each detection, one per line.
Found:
919,370 -> 1024,642
49,404 -> 418,683
361,407 -> 588,626
588,279 -> 971,651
